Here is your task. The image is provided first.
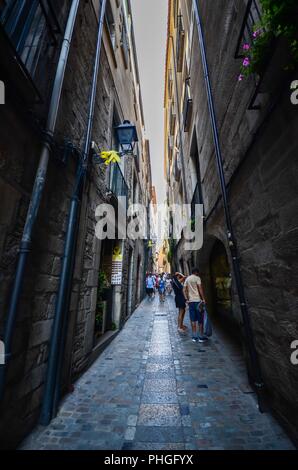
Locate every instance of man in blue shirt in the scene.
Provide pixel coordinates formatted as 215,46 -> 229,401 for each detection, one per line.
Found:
146,273 -> 155,300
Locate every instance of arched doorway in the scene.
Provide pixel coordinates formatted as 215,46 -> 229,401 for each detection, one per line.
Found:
210,239 -> 233,323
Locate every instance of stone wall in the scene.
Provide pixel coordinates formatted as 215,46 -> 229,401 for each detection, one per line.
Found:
166,0 -> 298,442
0,0 -> 150,448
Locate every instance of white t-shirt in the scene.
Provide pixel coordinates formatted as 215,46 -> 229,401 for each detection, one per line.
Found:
184,274 -> 202,302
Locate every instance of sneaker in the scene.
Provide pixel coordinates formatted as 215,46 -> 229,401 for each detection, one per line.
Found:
192,337 -> 198,343
198,336 -> 207,343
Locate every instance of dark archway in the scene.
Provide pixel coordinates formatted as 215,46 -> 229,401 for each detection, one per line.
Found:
210,239 -> 232,321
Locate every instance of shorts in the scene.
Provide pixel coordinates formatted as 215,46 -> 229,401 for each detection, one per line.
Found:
189,302 -> 204,324
159,287 -> 165,294
146,288 -> 154,295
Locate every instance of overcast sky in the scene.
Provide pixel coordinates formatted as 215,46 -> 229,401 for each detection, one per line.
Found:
130,0 -> 168,205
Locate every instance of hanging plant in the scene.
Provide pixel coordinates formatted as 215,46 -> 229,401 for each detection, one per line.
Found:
238,0 -> 298,81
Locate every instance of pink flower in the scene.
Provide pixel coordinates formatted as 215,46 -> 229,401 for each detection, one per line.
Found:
238,74 -> 244,81
242,57 -> 250,67
243,43 -> 250,51
253,29 -> 262,39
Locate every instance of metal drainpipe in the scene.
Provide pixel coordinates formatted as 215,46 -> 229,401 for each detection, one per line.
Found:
39,0 -> 107,425
192,0 -> 266,410
169,35 -> 188,204
0,0 -> 81,402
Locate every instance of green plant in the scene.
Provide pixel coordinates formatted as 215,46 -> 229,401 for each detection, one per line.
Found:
97,270 -> 110,298
238,0 -> 298,81
167,238 -> 176,263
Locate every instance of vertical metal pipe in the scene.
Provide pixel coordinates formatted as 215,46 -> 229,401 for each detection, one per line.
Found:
39,0 -> 107,425
192,0 -> 266,408
0,0 -> 81,402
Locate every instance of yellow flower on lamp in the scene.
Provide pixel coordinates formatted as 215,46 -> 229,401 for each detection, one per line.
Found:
100,150 -> 121,165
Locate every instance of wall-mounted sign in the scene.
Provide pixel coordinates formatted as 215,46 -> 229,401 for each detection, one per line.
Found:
111,244 -> 123,285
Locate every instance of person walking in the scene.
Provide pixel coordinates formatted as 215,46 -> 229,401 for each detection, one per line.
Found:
158,275 -> 166,303
165,274 -> 173,295
183,268 -> 207,343
172,272 -> 187,333
146,273 -> 155,300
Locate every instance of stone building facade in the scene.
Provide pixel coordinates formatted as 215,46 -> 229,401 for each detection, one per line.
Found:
0,0 -> 152,448
164,0 -> 298,442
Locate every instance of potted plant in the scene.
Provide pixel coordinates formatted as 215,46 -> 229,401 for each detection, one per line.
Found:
238,0 -> 298,83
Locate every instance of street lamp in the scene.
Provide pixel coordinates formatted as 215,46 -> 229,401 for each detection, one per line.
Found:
114,120 -> 138,154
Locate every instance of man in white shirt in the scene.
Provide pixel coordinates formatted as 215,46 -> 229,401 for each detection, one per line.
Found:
183,268 -> 207,343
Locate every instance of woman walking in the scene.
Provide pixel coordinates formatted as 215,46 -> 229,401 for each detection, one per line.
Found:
172,272 -> 187,333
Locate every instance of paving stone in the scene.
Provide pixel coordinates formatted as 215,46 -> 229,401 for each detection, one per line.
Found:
141,391 -> 179,404
138,405 -> 181,427
20,296 -> 295,451
143,379 -> 176,392
134,426 -> 184,443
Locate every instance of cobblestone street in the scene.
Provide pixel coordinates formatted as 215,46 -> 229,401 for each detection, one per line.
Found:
21,296 -> 294,451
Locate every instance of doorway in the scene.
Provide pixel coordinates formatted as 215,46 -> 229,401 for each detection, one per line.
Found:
93,238 -> 114,346
127,247 -> 134,318
210,239 -> 233,322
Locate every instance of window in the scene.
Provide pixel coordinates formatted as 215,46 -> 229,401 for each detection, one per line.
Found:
173,0 -> 178,28
183,78 -> 193,132
168,69 -> 173,98
105,0 -> 116,50
235,0 -> 263,109
176,13 -> 185,72
169,101 -> 176,136
120,19 -> 130,68
0,0 -> 63,79
190,132 -> 204,221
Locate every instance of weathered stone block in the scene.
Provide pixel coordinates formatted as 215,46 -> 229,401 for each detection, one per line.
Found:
273,228 -> 298,260
29,320 -> 53,348
34,275 -> 59,293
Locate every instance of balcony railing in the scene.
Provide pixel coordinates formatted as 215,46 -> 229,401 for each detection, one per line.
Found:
0,0 -> 69,100
109,162 -> 129,199
176,14 -> 185,72
183,79 -> 193,132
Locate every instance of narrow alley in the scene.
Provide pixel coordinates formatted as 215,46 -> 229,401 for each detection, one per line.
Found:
21,296 -> 294,451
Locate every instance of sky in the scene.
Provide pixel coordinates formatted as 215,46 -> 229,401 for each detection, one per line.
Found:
130,0 -> 168,205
